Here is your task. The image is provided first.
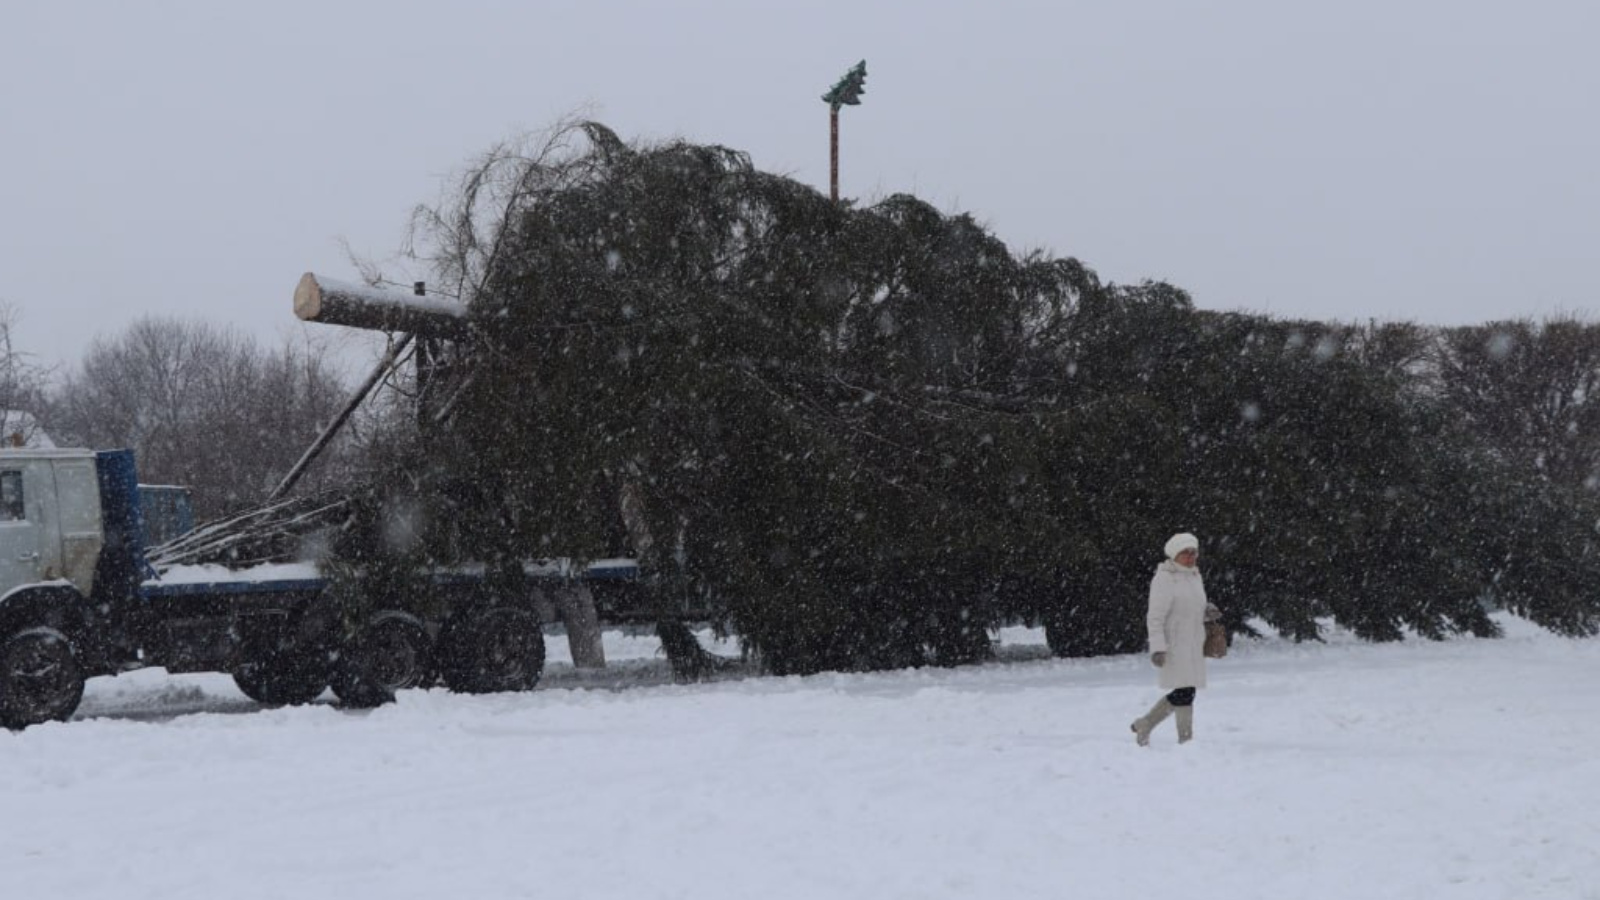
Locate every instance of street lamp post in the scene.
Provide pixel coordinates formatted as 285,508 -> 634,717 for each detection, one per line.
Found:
822,60 -> 867,202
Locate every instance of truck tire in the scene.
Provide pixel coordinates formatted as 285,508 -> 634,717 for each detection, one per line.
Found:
439,607 -> 546,694
232,648 -> 330,706
0,627 -> 85,729
330,614 -> 431,708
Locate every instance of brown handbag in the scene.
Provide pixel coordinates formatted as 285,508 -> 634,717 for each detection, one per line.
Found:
1203,621 -> 1228,659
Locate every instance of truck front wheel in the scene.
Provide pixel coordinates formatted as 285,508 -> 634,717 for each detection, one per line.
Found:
0,627 -> 86,729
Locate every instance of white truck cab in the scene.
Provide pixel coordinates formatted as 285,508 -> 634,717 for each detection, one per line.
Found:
0,448 -> 105,600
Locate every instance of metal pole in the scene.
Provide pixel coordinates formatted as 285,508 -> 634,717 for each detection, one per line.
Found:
266,332 -> 414,502
830,106 -> 840,202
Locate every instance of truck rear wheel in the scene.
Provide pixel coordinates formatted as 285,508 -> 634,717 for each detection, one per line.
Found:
331,614 -> 432,708
440,607 -> 546,694
0,627 -> 85,729
233,648 -> 329,706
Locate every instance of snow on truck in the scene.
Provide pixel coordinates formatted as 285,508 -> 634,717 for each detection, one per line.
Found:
0,446 -> 635,729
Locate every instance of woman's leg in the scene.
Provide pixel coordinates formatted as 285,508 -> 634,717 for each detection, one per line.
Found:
1167,688 -> 1196,743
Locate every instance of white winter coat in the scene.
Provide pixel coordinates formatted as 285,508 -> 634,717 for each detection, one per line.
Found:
1147,559 -> 1208,690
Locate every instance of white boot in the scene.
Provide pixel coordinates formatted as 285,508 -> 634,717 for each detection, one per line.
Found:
1176,705 -> 1194,744
1131,698 -> 1173,746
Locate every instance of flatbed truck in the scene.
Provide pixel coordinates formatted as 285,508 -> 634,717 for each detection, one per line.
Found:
0,447 -> 634,729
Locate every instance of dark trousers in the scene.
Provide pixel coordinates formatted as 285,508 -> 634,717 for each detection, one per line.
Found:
1166,688 -> 1197,707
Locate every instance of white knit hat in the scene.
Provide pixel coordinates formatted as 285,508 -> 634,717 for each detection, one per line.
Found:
1164,532 -> 1199,559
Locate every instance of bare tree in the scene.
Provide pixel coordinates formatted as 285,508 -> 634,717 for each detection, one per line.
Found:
0,303 -> 53,446
50,317 -> 351,518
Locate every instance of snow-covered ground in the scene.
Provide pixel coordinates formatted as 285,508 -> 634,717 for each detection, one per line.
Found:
4,616 -> 1597,900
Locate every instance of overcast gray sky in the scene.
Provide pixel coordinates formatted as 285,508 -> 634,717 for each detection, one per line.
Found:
4,0 -> 1597,365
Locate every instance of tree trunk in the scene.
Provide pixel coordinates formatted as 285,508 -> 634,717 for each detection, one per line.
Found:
557,584 -> 607,669
293,273 -> 470,340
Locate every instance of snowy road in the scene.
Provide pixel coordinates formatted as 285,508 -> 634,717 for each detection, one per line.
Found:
4,618 -> 1597,900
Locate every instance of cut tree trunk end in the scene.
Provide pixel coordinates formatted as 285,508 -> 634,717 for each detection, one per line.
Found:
294,272 -> 470,340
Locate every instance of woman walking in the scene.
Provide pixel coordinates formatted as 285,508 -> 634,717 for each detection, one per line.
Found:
1131,532 -> 1216,746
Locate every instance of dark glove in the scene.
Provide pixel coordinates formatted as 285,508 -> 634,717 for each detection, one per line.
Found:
1151,651 -> 1167,668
